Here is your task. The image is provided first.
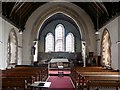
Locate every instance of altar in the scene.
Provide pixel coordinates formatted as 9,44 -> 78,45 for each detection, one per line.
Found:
49,58 -> 69,68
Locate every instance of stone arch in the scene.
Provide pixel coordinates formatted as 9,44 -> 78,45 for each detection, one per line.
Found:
24,2 -> 96,63
29,3 -> 95,53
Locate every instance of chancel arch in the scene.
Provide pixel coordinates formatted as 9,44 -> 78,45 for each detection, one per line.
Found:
25,2 -> 96,64
101,28 -> 111,67
7,28 -> 18,67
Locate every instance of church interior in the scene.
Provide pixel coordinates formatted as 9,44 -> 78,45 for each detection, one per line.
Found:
0,1 -> 120,90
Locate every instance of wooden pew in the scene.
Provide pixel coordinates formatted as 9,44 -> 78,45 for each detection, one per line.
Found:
2,66 -> 49,89
70,70 -> 80,89
3,73 -> 39,81
7,66 -> 48,81
73,66 -> 114,72
70,66 -> 120,90
77,73 -> 120,90
86,80 -> 120,90
2,73 -> 36,89
2,67 -> 43,81
77,71 -> 120,76
2,80 -> 27,90
2,77 -> 33,85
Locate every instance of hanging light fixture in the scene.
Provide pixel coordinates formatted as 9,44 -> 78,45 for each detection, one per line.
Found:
95,31 -> 100,34
19,30 -> 23,34
95,4 -> 100,35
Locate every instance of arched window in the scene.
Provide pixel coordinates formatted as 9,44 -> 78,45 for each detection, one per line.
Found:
66,33 -> 74,52
45,33 -> 54,52
7,29 -> 18,67
101,28 -> 111,67
55,24 -> 65,52
45,24 -> 75,53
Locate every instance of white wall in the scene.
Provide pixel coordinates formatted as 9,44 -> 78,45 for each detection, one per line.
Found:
0,17 -> 4,69
118,16 -> 120,70
98,16 -> 120,70
0,17 -> 22,69
17,33 -> 23,65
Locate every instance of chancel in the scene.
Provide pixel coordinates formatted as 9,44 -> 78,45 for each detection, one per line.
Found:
0,1 -> 120,90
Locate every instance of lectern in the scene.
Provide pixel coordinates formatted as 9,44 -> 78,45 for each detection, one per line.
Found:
58,65 -> 64,76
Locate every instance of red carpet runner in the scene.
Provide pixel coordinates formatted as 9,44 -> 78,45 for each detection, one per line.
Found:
49,70 -> 71,75
44,76 -> 75,90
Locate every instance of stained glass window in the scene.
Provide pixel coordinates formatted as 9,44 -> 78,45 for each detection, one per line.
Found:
55,24 -> 64,52
66,33 -> 74,52
45,24 -> 75,52
45,33 -> 54,52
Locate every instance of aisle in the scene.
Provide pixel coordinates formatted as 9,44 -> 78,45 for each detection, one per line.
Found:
44,76 -> 75,90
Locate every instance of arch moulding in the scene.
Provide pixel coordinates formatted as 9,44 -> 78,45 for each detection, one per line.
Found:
29,2 -> 95,54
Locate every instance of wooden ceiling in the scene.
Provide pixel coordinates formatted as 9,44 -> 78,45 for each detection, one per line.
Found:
2,2 -> 120,31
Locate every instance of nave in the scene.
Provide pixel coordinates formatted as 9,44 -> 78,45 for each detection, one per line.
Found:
1,65 -> 120,90
1,1 -> 120,90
